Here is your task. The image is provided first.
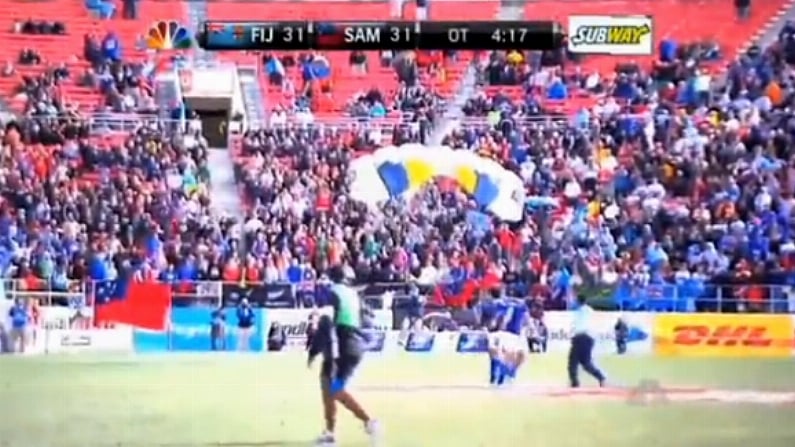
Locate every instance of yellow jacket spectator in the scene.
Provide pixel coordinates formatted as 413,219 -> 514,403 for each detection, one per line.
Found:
507,50 -> 524,65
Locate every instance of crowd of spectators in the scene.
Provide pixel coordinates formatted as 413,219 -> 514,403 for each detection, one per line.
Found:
231,24 -> 795,314
263,49 -> 443,133
83,32 -> 159,114
4,3 -> 795,314
8,26 -> 158,137
0,117 -> 220,298
13,19 -> 66,36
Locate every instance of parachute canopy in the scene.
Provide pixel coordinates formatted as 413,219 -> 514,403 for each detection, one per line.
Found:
349,145 -> 526,221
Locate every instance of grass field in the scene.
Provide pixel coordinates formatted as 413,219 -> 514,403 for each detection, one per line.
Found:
1,353 -> 795,447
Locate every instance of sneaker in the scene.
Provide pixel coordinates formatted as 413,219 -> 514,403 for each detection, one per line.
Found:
315,430 -> 336,446
364,419 -> 381,446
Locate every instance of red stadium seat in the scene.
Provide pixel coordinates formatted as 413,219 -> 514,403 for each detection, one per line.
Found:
0,0 -> 186,112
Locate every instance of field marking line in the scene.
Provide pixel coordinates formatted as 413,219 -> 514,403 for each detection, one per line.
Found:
358,384 -> 795,405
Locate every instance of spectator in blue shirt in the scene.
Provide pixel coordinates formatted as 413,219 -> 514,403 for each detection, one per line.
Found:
8,299 -> 28,353
237,298 -> 255,351
287,260 -> 303,285
101,32 -> 121,62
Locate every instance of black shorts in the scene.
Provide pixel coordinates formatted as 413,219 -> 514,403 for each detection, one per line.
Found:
321,352 -> 362,381
321,332 -> 363,383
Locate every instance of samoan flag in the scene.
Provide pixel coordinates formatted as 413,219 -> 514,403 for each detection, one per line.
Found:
315,22 -> 344,48
94,278 -> 172,331
303,55 -> 331,81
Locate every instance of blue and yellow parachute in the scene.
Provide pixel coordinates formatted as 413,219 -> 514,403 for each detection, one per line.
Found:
349,145 -> 525,221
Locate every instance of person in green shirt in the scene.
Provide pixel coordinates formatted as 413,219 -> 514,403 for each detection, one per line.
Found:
308,265 -> 380,446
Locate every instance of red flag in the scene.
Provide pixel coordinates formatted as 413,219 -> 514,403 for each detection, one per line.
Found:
95,282 -> 171,331
480,272 -> 501,291
435,279 -> 479,309
434,284 -> 450,307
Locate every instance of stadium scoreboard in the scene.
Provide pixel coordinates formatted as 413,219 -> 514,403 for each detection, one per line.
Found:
199,20 -> 564,51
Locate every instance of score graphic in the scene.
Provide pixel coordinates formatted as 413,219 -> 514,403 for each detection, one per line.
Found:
197,20 -> 562,51
202,22 -> 249,50
202,22 -> 309,51
146,20 -> 193,50
316,22 -> 416,50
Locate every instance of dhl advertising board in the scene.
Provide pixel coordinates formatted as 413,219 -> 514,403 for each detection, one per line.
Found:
653,314 -> 795,358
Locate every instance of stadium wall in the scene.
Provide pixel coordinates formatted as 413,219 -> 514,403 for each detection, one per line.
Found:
4,308 -> 795,357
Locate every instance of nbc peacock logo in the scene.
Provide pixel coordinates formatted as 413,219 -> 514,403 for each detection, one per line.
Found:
146,20 -> 193,50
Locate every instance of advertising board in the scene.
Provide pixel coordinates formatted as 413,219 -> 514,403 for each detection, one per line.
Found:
265,309 -> 393,350
132,307 -> 264,352
653,314 -> 794,358
567,15 -> 654,55
456,332 -> 490,353
543,311 -> 653,355
39,306 -> 94,329
42,328 -> 133,354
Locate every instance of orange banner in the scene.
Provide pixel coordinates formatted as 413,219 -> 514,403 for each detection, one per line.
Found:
653,314 -> 794,358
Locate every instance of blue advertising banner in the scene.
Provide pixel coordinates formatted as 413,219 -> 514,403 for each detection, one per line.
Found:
456,332 -> 489,353
133,307 -> 265,352
363,330 -> 386,352
404,332 -> 435,352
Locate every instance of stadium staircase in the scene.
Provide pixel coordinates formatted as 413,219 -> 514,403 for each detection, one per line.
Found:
0,0 -> 186,114
238,68 -> 268,127
206,148 -> 245,218
154,73 -> 181,120
483,0 -> 793,108
432,1 -> 524,143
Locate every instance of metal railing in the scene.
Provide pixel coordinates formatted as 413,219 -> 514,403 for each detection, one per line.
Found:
455,115 -> 575,127
85,114 -> 188,135
575,281 -> 795,314
75,113 -> 420,135
1,278 -> 793,313
264,115 -> 418,130
71,113 -> 607,142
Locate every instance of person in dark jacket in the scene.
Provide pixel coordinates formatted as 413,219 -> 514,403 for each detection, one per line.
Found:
615,317 -> 628,355
0,322 -> 8,354
305,311 -> 319,351
308,315 -> 344,444
735,0 -> 750,19
211,307 -> 226,351
122,0 -> 138,19
268,322 -> 286,351
528,300 -> 547,353
528,315 -> 548,353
